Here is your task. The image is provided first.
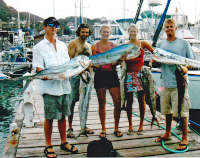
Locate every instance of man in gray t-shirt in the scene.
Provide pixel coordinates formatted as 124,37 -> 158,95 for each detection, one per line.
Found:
151,19 -> 196,150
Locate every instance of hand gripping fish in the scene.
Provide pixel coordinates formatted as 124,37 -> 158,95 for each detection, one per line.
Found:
139,66 -> 160,128
76,71 -> 93,138
13,55 -> 91,93
152,48 -> 200,67
89,44 -> 140,66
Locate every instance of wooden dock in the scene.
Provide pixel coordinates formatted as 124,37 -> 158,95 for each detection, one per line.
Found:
2,79 -> 200,157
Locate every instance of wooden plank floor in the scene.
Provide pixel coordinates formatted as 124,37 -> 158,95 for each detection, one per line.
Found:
15,79 -> 200,157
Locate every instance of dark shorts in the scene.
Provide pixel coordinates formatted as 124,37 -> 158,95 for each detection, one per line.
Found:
43,93 -> 72,120
94,70 -> 120,89
70,75 -> 81,102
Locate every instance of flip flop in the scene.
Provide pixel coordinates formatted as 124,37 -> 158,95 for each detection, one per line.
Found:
114,131 -> 123,137
155,136 -> 172,142
127,130 -> 134,135
177,143 -> 189,150
67,128 -> 75,138
99,132 -> 106,138
137,130 -> 143,135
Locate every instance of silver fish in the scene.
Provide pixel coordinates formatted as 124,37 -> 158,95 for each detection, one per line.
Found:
76,71 -> 93,138
120,61 -> 127,110
89,44 -> 139,66
13,55 -> 91,92
140,66 -> 160,128
153,48 -> 199,67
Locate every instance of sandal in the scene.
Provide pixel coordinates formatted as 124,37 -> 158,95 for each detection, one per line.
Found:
114,131 -> 123,137
127,130 -> 134,135
60,142 -> 78,154
155,136 -> 172,142
177,143 -> 189,150
44,146 -> 57,158
137,130 -> 143,135
84,127 -> 94,134
67,128 -> 75,138
99,132 -> 106,138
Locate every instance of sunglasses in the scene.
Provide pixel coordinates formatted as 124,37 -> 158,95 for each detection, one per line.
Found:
47,23 -> 59,28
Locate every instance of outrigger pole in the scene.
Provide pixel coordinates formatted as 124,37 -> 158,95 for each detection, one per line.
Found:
152,0 -> 171,47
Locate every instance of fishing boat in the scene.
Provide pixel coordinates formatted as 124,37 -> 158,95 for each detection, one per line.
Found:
0,30 -> 32,77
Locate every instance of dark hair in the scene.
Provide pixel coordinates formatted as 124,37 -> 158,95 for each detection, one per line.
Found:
76,23 -> 92,37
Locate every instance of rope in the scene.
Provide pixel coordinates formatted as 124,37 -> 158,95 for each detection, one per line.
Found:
91,92 -> 189,153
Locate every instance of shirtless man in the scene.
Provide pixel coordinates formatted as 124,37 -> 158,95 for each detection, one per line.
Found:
67,23 -> 94,138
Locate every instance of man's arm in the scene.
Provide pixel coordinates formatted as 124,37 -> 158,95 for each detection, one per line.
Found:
68,40 -> 77,59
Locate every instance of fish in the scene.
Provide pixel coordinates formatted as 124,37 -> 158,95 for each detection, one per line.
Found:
139,66 -> 160,128
89,44 -> 140,66
152,48 -> 200,67
174,65 -> 186,122
76,71 -> 93,138
120,61 -> 128,110
13,55 -> 91,92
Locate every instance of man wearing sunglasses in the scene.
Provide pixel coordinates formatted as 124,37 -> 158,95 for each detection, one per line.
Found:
67,23 -> 94,138
33,17 -> 78,158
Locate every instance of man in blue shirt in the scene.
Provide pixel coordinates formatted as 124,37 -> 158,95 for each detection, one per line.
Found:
152,19 -> 196,150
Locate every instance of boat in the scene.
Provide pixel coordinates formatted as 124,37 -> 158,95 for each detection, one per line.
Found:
0,30 -> 32,77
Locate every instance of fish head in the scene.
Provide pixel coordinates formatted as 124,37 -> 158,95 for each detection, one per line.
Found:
126,44 -> 141,59
79,55 -> 91,68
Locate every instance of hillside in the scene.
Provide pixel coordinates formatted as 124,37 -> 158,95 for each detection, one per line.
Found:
0,0 -> 43,23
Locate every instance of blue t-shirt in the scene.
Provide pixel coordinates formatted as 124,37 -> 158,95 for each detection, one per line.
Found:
156,38 -> 196,88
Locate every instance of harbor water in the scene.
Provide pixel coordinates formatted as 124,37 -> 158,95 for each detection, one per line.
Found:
0,80 -> 23,155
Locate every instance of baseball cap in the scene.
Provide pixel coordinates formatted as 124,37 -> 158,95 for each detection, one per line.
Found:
44,17 -> 60,26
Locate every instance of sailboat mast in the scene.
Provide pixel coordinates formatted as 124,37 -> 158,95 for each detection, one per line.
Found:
18,1 -> 20,29
53,0 -> 55,17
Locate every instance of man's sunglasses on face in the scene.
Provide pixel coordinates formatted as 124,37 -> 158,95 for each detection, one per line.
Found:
47,23 -> 59,28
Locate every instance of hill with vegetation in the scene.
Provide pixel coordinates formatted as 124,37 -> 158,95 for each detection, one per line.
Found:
0,0 -> 109,35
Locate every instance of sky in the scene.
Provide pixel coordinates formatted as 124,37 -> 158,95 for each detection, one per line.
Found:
3,0 -> 200,24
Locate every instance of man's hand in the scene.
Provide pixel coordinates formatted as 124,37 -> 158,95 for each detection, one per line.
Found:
36,67 -> 49,80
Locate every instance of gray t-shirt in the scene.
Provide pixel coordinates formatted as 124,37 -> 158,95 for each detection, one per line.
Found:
156,38 -> 196,88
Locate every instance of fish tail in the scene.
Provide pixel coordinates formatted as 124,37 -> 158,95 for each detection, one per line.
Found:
21,78 -> 34,94
151,116 -> 160,129
75,131 -> 88,139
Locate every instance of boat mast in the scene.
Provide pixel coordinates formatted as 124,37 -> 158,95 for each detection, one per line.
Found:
53,0 -> 55,17
18,0 -> 20,29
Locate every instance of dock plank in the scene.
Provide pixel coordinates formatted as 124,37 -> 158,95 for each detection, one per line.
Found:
3,79 -> 200,157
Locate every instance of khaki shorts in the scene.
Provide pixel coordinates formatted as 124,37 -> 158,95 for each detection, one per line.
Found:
43,93 -> 72,120
160,87 -> 191,117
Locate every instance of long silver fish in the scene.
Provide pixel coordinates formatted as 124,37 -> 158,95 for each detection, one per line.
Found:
153,48 -> 200,67
89,44 -> 140,66
76,71 -> 93,138
139,66 -> 160,128
120,61 -> 127,110
13,55 -> 91,92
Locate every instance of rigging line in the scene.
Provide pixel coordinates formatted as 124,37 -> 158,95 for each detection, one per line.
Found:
121,0 -> 134,19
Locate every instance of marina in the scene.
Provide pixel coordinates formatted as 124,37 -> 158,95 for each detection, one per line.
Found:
1,79 -> 200,157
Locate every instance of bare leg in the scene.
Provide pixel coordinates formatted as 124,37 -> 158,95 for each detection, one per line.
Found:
109,87 -> 122,132
59,116 -> 77,152
126,92 -> 134,131
44,119 -> 56,157
96,88 -> 107,135
68,101 -> 76,129
155,114 -> 172,142
137,90 -> 146,131
177,117 -> 189,149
